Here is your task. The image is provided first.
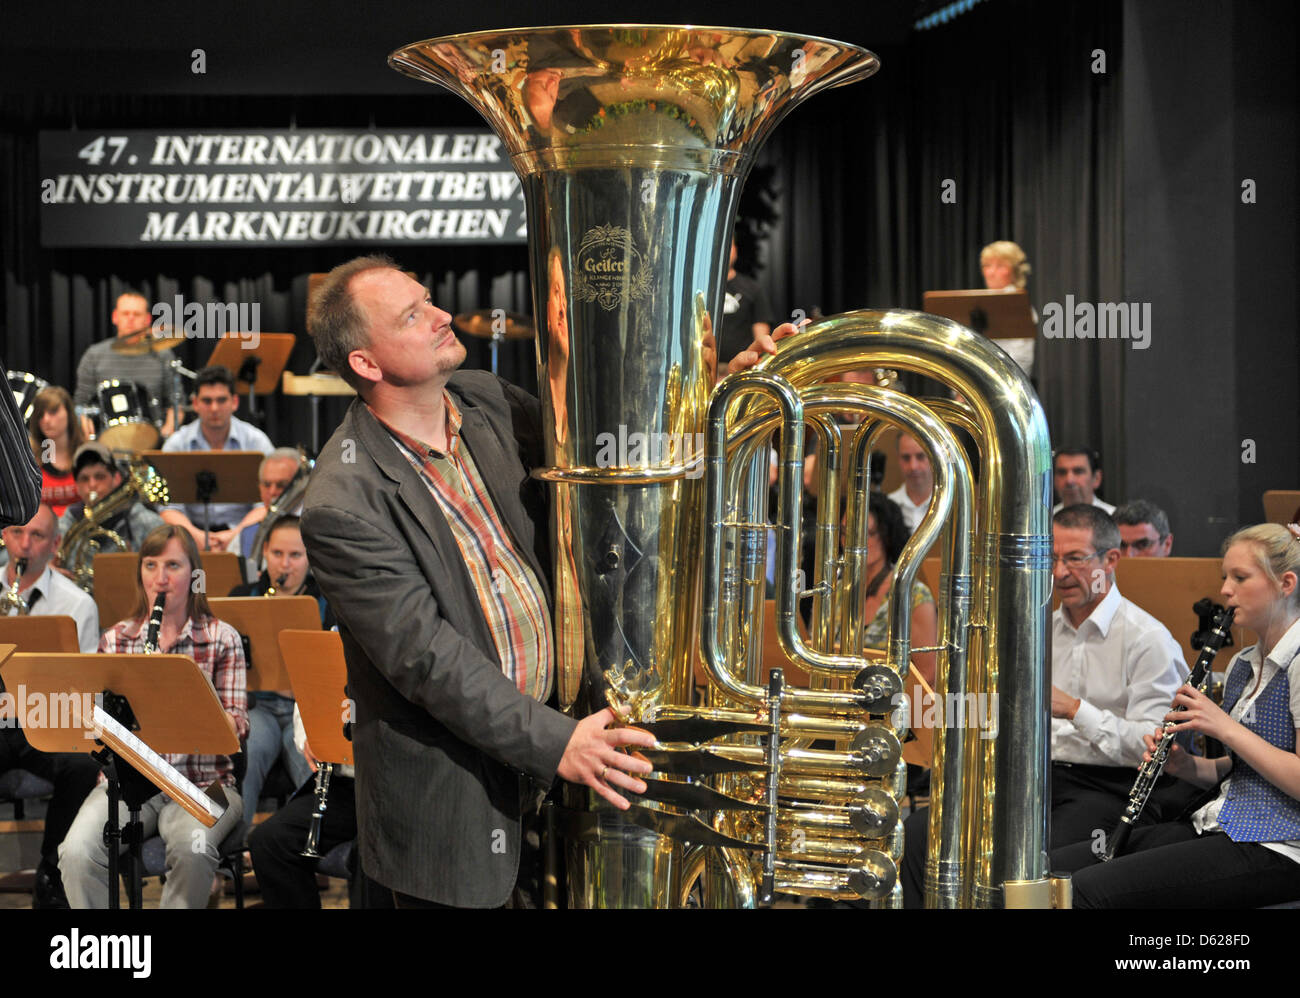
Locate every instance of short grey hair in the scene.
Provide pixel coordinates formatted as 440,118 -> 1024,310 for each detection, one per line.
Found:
308,255 -> 401,392
1113,499 -> 1171,539
1054,503 -> 1121,553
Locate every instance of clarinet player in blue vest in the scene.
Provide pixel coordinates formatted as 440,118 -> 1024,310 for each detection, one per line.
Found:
1051,522 -> 1300,906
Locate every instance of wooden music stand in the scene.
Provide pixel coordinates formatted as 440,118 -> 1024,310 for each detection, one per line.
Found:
2,651 -> 239,908
207,596 -> 321,691
1263,489 -> 1300,526
93,550 -> 245,630
0,615 -> 79,653
923,288 -> 1036,340
205,332 -> 296,423
278,629 -> 353,766
1113,557 -> 1250,669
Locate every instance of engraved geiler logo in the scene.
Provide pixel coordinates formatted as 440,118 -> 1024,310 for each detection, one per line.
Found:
572,224 -> 653,311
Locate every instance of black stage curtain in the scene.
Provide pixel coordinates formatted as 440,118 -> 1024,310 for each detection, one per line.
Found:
3,0 -> 1121,478
755,0 -> 1125,497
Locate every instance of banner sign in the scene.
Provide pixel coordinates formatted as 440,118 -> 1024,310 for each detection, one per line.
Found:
38,128 -> 527,247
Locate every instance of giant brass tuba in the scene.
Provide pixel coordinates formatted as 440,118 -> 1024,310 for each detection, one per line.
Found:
390,25 -> 1056,908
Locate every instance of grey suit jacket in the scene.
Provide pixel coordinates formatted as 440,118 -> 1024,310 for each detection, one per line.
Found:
301,371 -> 576,907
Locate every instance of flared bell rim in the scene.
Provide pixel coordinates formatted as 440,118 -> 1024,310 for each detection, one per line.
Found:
388,23 -> 880,87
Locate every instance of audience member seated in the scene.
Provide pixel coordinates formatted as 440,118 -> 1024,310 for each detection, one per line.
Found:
227,515 -> 330,826
27,386 -> 85,518
56,442 -> 165,557
59,526 -> 247,909
2,504 -> 100,652
901,503 -> 1185,906
887,433 -> 934,535
1113,499 -> 1173,557
1052,445 -> 1116,514
159,365 -> 273,551
1051,523 -> 1300,907
230,448 -> 304,579
73,290 -> 178,438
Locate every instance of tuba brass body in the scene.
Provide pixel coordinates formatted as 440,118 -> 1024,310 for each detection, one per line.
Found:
389,24 -> 1054,908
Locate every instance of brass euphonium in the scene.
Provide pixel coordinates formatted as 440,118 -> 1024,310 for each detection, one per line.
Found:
59,459 -> 170,593
2,558 -> 30,615
390,25 -> 1055,909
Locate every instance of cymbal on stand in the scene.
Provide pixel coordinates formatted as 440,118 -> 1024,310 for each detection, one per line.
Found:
452,310 -> 536,341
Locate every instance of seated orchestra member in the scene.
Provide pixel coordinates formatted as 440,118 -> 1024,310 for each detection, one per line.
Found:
1113,498 -> 1174,557
1052,444 -> 1116,514
59,525 -> 248,909
902,503 -> 1185,907
73,290 -> 178,439
227,514 -> 329,826
231,448 -> 304,577
1052,523 -> 1300,908
0,509 -> 100,908
300,256 -> 798,908
159,365 -> 273,551
979,239 -> 1035,376
27,386 -> 85,517
247,711 -> 393,909
719,235 -> 774,375
2,504 -> 100,652
56,442 -> 165,552
861,493 -> 937,688
887,432 -> 934,535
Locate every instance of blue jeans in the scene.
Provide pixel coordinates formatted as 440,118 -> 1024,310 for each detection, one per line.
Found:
243,693 -> 313,826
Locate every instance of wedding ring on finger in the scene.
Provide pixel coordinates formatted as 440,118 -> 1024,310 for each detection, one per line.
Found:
599,765 -> 608,782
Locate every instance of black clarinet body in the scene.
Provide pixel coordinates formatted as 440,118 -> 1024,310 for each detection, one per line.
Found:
301,762 -> 333,859
1102,605 -> 1235,861
143,592 -> 167,653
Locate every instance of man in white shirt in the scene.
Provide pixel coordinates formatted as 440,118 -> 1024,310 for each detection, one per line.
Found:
887,432 -> 933,533
1049,503 -> 1185,846
1051,445 -> 1116,515
159,365 -> 274,551
901,503 -> 1186,906
0,503 -> 102,907
2,504 -> 100,652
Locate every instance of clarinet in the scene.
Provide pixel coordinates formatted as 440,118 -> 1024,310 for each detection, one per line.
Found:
301,761 -> 333,859
143,592 -> 167,653
1102,605 -> 1235,861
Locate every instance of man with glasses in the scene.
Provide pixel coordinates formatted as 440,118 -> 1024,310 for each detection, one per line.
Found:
1112,499 -> 1174,557
901,503 -> 1187,906
1048,503 -> 1185,847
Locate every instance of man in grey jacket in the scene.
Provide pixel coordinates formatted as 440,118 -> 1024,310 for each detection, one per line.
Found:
301,256 -> 656,908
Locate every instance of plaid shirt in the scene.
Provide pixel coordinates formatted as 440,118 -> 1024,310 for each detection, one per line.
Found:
99,615 -> 249,787
375,396 -> 553,701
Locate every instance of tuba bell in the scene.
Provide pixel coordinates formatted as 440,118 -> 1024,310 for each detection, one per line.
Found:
390,24 -> 1055,909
